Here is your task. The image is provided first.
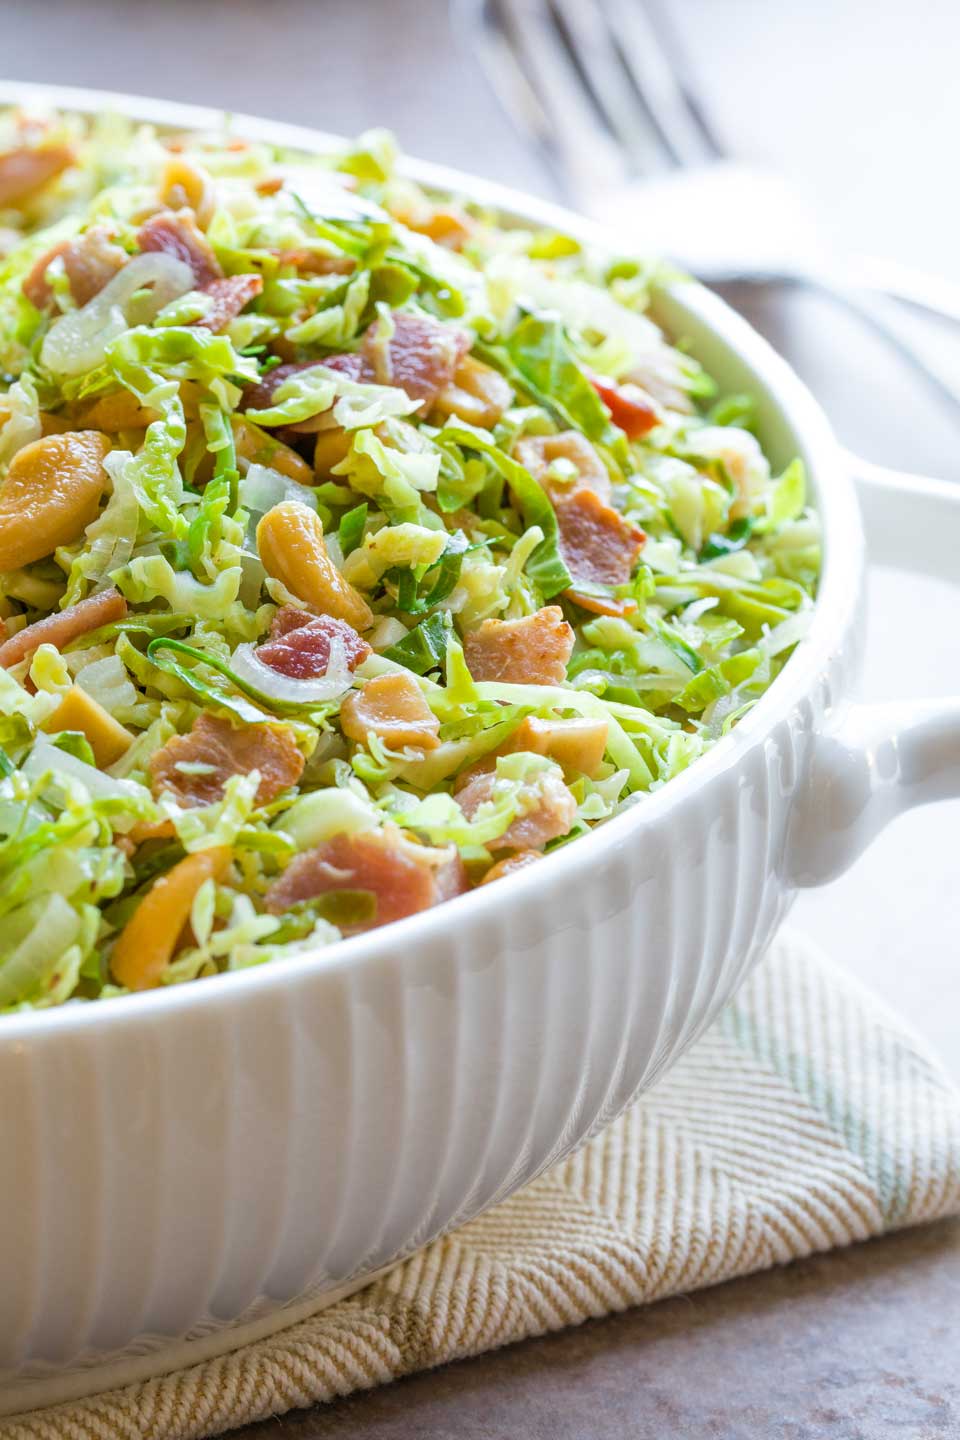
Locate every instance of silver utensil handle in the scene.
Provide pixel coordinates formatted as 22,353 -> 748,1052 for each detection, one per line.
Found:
706,266 -> 960,420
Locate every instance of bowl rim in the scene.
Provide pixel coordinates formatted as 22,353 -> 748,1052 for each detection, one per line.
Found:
0,81 -> 860,1040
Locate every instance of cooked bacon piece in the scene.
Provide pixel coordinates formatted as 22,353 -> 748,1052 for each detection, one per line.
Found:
340,671 -> 440,751
514,431 -> 611,503
268,605 -> 313,640
0,144 -> 73,207
244,316 -> 469,426
555,490 -> 646,616
191,273 -> 263,334
137,210 -> 222,289
322,351 -> 372,382
23,226 -> 128,311
462,607 -> 574,687
0,588 -> 127,670
257,607 -> 371,679
268,353 -> 375,436
265,826 -> 465,930
479,850 -> 542,885
589,375 -> 660,439
242,358 -> 352,429
244,352 -> 367,432
456,766 -> 577,852
149,713 -> 304,808
360,312 -> 470,407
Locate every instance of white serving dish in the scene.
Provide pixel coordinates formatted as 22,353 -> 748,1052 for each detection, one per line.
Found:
0,82 -> 957,1416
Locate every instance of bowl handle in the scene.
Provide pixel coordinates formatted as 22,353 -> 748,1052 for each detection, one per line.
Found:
788,459 -> 960,886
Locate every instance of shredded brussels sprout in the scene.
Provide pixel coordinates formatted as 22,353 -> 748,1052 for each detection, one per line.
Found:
0,110 -> 819,1009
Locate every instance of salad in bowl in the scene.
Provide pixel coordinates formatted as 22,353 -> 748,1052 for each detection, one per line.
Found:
0,111 -> 818,1010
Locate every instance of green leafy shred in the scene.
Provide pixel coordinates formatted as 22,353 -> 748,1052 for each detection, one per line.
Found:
0,109 -> 818,1008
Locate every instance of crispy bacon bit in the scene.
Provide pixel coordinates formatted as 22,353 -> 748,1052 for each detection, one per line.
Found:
322,351 -> 372,382
514,431 -> 611,503
243,315 -> 469,428
457,767 -> 577,852
23,226 -> 128,311
150,713 -> 304,808
589,375 -> 660,439
242,359 -> 337,422
257,607 -> 371,679
243,353 -> 366,417
555,490 -> 646,616
191,273 -> 263,334
0,145 -> 74,208
360,312 -> 470,407
268,606 -> 313,640
479,850 -> 542,885
340,671 -> 440,751
137,210 -> 222,289
0,588 -> 127,670
462,607 -> 574,687
265,827 -> 465,930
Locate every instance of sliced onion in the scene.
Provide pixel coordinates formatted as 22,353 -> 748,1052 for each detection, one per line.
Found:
682,597 -> 719,625
23,738 -> 148,806
41,252 -> 195,377
231,635 -> 355,706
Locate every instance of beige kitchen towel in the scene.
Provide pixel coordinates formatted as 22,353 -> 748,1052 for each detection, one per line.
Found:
7,929 -> 960,1439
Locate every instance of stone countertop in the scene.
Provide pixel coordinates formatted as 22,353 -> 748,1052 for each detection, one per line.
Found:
230,1220 -> 960,1440
3,2 -> 958,1433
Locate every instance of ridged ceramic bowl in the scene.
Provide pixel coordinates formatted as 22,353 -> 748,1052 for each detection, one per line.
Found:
1,83 -> 958,1416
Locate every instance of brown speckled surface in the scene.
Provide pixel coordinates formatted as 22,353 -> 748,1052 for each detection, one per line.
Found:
231,1220 -> 960,1439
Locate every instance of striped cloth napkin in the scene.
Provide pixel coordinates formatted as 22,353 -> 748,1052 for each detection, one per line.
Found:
7,929 -> 960,1440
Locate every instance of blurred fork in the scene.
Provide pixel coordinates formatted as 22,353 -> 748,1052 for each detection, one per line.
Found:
455,0 -> 960,417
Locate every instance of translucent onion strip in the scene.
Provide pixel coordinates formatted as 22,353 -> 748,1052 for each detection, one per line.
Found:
41,253 -> 195,377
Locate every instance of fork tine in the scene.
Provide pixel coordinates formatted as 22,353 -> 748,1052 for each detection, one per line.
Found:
548,0 -> 678,176
600,0 -> 723,167
499,0 -> 630,196
455,0 -> 559,160
640,0 -> 727,160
